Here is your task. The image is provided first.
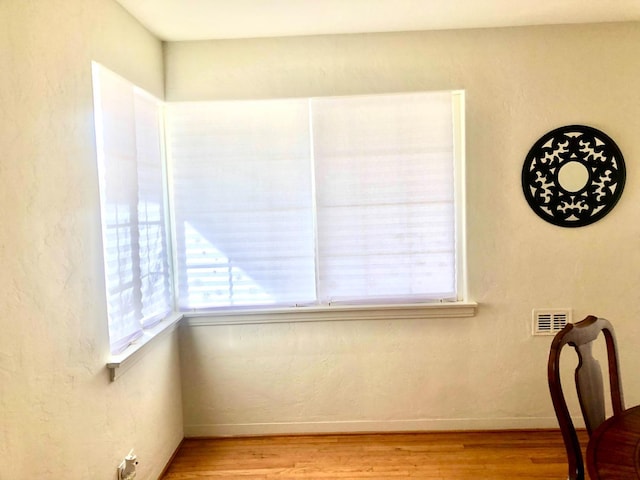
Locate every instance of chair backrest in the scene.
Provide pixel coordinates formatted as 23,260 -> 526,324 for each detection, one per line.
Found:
547,315 -> 625,480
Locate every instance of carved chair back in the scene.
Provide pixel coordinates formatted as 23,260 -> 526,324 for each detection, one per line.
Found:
547,315 -> 625,480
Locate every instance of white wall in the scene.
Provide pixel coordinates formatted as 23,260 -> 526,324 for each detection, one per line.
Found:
165,22 -> 640,436
0,1 -> 183,478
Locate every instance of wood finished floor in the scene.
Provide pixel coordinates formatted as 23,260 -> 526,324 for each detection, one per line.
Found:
161,429 -> 590,479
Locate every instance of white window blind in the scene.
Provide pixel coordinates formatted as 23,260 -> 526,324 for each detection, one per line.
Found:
92,63 -> 172,354
166,91 -> 462,311
167,100 -> 316,309
312,92 -> 456,303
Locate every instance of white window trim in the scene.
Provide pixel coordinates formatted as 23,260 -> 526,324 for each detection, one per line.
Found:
107,312 -> 183,381
452,91 -> 469,301
184,301 -> 477,326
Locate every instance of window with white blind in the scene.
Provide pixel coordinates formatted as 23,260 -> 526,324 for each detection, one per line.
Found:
92,63 -> 172,354
167,100 -> 316,309
92,69 -> 466,347
166,91 -> 465,311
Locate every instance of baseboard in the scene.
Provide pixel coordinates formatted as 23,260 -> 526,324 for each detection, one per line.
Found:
157,438 -> 185,480
184,416 -> 562,437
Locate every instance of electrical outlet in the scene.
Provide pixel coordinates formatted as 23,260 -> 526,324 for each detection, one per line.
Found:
118,450 -> 138,480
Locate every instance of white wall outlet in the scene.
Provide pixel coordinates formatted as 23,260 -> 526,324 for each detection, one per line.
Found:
118,450 -> 138,480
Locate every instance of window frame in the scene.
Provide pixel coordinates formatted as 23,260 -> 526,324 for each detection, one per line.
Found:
165,90 -> 469,313
178,90 -> 474,325
92,62 -> 175,356
93,65 -> 474,377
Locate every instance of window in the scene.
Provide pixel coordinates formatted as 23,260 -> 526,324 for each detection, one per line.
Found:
92,63 -> 172,354
167,99 -> 316,309
92,63 -> 466,346
166,91 -> 465,311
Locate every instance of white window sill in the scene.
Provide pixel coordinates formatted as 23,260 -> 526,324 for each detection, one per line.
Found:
107,312 -> 184,381
184,301 -> 477,327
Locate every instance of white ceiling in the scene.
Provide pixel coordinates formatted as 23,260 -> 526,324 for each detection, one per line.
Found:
114,0 -> 640,42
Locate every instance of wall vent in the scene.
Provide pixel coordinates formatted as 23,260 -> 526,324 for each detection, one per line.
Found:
532,309 -> 571,335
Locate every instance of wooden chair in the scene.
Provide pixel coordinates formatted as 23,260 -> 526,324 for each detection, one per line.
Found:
547,315 -> 625,480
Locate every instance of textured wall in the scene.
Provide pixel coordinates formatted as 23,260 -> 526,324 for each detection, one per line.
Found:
166,22 -> 640,436
0,0 -> 183,478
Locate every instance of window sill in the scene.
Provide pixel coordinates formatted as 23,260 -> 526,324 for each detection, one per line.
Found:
184,301 -> 477,327
107,312 -> 184,381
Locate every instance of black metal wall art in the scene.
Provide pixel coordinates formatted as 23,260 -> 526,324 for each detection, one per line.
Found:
521,125 -> 625,227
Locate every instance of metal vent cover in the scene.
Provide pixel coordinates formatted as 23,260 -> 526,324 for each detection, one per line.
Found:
532,309 -> 571,335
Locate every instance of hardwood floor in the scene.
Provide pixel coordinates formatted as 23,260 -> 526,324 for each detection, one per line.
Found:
161,429 -> 590,479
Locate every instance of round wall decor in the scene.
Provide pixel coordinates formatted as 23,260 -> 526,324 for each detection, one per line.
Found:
521,125 -> 625,227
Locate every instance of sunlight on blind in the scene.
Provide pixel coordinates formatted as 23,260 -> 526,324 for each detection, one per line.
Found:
92,63 -> 171,353
180,222 -> 274,308
167,100 -> 316,310
166,91 -> 461,310
134,94 -> 172,328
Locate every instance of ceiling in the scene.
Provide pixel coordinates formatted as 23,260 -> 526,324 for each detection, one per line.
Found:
114,0 -> 640,42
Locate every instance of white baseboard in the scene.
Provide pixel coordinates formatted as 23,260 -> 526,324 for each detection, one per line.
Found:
184,416 -> 562,437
